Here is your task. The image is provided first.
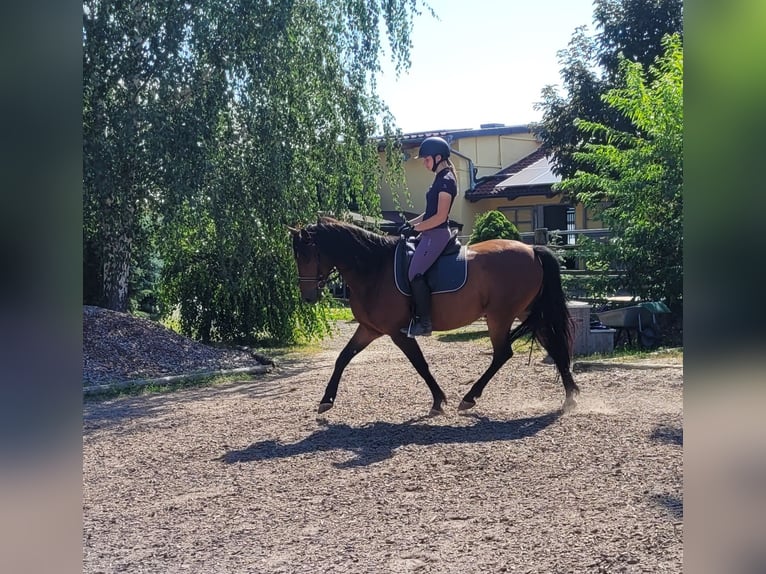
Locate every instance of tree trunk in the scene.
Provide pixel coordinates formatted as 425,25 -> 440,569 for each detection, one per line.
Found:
103,233 -> 132,312
102,200 -> 135,312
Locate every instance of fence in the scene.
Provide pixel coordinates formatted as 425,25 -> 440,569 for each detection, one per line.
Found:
519,227 -> 612,246
522,228 -> 628,304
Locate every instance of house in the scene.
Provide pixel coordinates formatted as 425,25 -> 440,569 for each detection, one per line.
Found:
376,124 -> 603,241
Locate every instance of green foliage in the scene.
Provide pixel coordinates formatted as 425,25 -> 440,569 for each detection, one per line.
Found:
557,35 -> 683,308
594,0 -> 684,81
83,0 -> 429,344
533,27 -> 614,180
533,0 -> 683,179
468,211 -> 520,244
560,273 -> 622,303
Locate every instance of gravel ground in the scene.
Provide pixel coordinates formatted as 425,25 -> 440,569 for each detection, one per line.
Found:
83,318 -> 683,574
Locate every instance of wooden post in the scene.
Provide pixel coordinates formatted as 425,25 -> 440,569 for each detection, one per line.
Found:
534,228 -> 548,245
567,301 -> 590,356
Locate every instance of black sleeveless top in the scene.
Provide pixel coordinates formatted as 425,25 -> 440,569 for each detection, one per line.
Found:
423,168 -> 457,229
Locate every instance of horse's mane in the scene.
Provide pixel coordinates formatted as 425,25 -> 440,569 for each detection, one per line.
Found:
307,217 -> 397,274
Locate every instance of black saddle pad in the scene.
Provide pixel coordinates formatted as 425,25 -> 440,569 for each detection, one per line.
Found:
394,238 -> 468,296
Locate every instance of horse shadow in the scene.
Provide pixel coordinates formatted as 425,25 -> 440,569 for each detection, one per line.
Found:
217,411 -> 561,469
650,493 -> 683,519
650,423 -> 683,446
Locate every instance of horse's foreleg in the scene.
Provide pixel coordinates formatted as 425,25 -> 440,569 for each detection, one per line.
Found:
318,325 -> 380,414
390,333 -> 447,416
459,321 -> 514,411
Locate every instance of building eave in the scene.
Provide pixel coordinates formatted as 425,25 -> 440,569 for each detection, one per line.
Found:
465,185 -> 561,203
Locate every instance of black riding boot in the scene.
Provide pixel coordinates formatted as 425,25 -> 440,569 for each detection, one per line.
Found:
401,275 -> 432,337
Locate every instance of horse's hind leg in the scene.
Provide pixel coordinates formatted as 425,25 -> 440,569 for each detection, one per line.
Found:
539,335 -> 580,412
561,370 -> 580,412
459,319 -> 514,411
390,333 -> 447,415
318,324 -> 380,414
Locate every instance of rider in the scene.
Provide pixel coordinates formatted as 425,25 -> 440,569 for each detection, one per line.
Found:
399,136 -> 458,338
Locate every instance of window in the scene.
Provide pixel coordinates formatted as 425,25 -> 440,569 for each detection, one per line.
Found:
566,207 -> 576,245
498,207 -> 534,233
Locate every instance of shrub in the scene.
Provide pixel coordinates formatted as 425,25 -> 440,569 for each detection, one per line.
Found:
468,210 -> 520,244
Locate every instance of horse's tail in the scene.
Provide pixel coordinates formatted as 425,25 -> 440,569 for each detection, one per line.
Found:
509,246 -> 576,384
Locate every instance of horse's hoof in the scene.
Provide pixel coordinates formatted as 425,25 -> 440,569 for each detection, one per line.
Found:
458,399 -> 476,411
562,397 -> 577,413
318,402 -> 333,414
429,407 -> 444,417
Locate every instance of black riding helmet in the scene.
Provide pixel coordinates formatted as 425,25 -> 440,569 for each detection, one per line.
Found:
417,136 -> 451,172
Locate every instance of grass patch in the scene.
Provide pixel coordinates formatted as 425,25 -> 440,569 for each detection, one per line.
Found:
436,328 -> 489,343
326,306 -> 354,322
584,346 -> 683,361
83,372 -> 251,402
435,326 -> 540,356
436,322 -> 683,363
616,346 -> 682,359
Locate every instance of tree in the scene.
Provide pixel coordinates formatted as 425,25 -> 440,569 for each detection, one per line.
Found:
557,34 -> 683,309
83,1 -> 212,311
533,0 -> 683,179
594,0 -> 684,81
534,27 -> 613,180
83,0 -> 430,343
468,211 -> 520,244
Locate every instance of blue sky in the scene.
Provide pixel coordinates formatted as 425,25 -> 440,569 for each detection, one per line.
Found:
375,0 -> 596,133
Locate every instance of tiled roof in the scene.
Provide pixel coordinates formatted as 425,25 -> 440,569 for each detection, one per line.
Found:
375,124 -> 532,150
395,129 -> 470,143
465,148 -> 561,202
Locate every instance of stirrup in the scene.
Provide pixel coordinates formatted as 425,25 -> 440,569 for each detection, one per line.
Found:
406,319 -> 432,338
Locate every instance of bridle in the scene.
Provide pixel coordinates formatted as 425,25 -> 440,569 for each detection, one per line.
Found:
296,241 -> 339,290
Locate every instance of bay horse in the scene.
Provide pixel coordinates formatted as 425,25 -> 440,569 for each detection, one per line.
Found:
289,217 -> 579,415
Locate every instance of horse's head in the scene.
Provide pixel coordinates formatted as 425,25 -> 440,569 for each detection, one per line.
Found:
288,225 -> 334,303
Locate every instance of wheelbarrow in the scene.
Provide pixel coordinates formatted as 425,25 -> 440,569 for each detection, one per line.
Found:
594,301 -> 671,349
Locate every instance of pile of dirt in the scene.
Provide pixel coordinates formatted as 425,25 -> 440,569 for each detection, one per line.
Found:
82,306 -> 272,387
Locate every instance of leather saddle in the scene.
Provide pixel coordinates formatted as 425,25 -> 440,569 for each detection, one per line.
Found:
394,230 -> 468,296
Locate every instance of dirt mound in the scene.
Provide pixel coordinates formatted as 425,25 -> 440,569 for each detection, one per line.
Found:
82,306 -> 271,386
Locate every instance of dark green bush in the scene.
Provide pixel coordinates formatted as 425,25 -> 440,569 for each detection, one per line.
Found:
468,210 -> 520,244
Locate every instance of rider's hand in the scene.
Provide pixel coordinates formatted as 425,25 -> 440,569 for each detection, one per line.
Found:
398,223 -> 417,237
